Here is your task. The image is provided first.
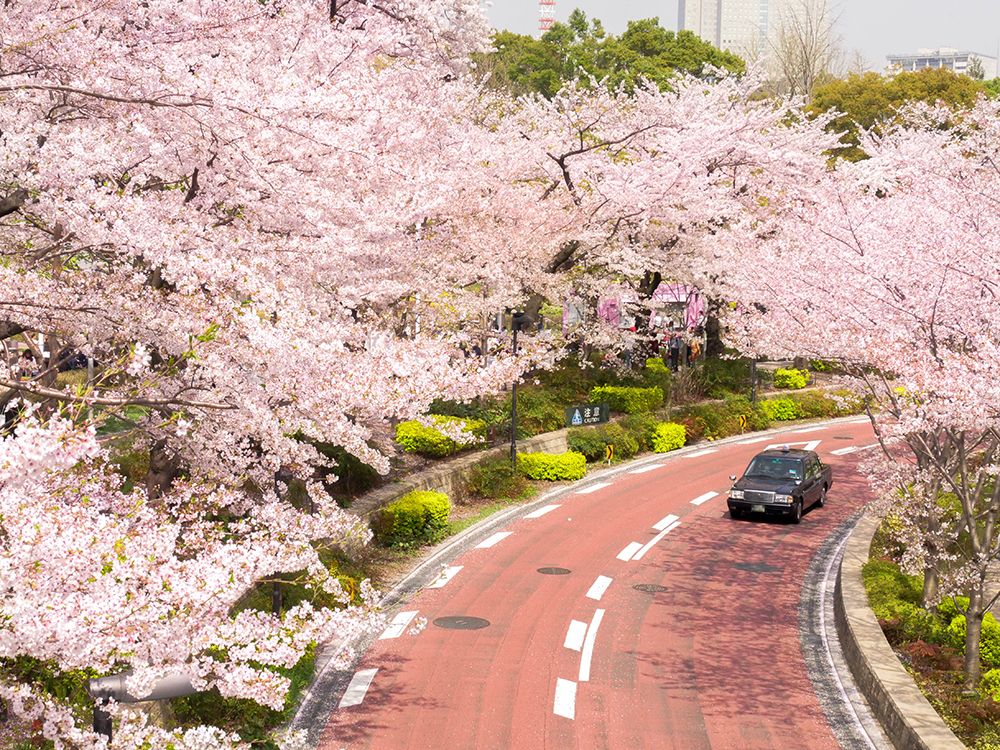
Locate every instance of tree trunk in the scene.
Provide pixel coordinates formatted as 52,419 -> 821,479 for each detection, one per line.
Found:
922,511 -> 940,605
964,586 -> 985,691
146,440 -> 179,500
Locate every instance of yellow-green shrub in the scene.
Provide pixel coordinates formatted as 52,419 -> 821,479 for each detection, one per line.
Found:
372,490 -> 451,547
946,613 -> 1000,668
395,415 -> 485,458
774,368 -> 811,389
517,451 -> 587,481
651,423 -> 686,453
760,397 -> 801,422
589,386 -> 663,414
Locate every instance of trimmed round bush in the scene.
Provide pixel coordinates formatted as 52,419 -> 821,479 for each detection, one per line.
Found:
589,385 -> 663,414
773,368 -> 811,389
372,490 -> 450,548
651,423 -> 686,453
517,451 -> 587,481
982,669 -> 1000,702
395,415 -> 486,458
567,423 -> 638,462
760,397 -> 801,422
645,357 -> 669,373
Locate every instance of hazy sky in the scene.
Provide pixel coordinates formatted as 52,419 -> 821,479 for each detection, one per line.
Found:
485,1 -> 1000,71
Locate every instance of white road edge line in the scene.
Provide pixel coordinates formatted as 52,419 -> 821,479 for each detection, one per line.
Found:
553,678 -> 577,719
684,449 -> 717,458
579,609 -> 606,682
629,463 -> 667,474
575,481 -> 613,494
858,442 -> 880,451
586,575 -> 613,601
617,541 -> 643,561
476,531 -> 512,549
690,491 -> 719,507
632,521 -> 681,561
338,668 -> 378,708
379,610 -> 419,640
653,513 -> 680,531
564,619 -> 588,651
426,565 -> 462,589
830,446 -> 857,456
524,504 -> 561,519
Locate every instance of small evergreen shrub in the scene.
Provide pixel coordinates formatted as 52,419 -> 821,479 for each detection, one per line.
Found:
567,423 -> 638,462
517,451 -> 587,481
676,414 -> 706,443
760,397 -> 801,422
651,423 -> 686,453
773,368 -> 811,389
946,614 -> 1000,668
466,456 -> 528,500
395,415 -> 486,458
697,358 -> 751,398
372,490 -> 451,548
982,669 -> 1000,702
937,596 -> 970,622
621,413 -> 660,452
589,385 -> 663,414
645,357 -> 669,373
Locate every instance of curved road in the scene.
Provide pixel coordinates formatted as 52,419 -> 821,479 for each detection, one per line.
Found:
317,418 -> 880,749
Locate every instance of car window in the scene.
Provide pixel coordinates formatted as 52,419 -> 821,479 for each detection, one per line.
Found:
746,456 -> 802,480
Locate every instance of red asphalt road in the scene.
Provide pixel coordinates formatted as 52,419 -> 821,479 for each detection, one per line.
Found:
321,419 -> 877,750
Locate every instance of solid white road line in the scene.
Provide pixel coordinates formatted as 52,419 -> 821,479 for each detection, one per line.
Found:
564,620 -> 588,651
586,575 -> 613,601
617,542 -> 643,561
830,446 -> 857,456
476,531 -> 512,549
632,521 -> 681,561
338,668 -> 378,708
524,504 -> 561,519
684,449 -> 718,458
737,436 -> 770,445
690,491 -> 719,506
629,463 -> 667,474
653,513 -> 680,531
379,611 -> 418,640
427,565 -> 462,589
576,481 -> 613,494
579,609 -> 606,682
553,678 -> 577,719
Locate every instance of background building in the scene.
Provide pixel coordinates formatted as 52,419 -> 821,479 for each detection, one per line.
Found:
887,47 -> 998,78
679,0 -> 789,56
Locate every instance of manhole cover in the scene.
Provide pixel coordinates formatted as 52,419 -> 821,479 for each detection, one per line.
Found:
633,583 -> 668,593
732,562 -> 782,573
433,616 -> 490,630
537,567 -> 571,575
833,435 -> 853,440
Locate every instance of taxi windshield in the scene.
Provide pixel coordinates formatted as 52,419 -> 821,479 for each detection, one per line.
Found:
745,456 -> 802,480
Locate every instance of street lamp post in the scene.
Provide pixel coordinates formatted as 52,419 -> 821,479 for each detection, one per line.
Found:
509,312 -> 529,469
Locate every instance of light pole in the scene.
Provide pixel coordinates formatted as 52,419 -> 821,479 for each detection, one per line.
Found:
509,312 -> 529,469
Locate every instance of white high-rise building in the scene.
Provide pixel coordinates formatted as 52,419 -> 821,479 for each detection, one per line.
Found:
678,0 -> 789,57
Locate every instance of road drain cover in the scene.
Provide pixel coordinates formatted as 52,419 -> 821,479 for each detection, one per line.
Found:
537,567 -> 571,575
633,583 -> 668,593
433,616 -> 490,630
833,436 -> 853,440
733,562 -> 782,573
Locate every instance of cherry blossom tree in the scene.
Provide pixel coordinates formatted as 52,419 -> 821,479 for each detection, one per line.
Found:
720,98 -> 1000,688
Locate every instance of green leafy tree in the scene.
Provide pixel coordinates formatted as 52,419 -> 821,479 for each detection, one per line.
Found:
808,67 -> 985,160
478,9 -> 744,98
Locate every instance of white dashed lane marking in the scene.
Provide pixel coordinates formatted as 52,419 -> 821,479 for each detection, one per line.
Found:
476,531 -> 512,549
830,446 -> 856,456
564,620 -> 587,651
737,437 -> 770,445
629,463 -> 667,474
586,575 -> 613,601
653,513 -> 679,531
684,449 -> 718,458
427,565 -> 462,589
553,678 -> 577,719
524,504 -> 560,519
338,668 -> 378,708
379,611 -> 418,640
617,542 -> 643,561
690,491 -> 719,506
575,481 -> 613,494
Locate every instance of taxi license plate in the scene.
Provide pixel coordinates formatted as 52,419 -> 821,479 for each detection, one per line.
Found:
752,504 -> 765,513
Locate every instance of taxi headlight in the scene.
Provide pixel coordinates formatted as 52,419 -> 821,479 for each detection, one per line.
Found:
774,494 -> 794,504
730,490 -> 744,500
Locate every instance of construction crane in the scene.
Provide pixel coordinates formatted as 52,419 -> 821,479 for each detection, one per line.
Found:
538,0 -> 555,34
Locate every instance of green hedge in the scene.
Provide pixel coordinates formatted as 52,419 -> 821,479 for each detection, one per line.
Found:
760,397 -> 801,422
567,423 -> 638,462
517,451 -> 587,481
774,368 -> 811,389
395,415 -> 486,458
589,385 -> 663,414
651,423 -> 686,453
372,490 -> 451,547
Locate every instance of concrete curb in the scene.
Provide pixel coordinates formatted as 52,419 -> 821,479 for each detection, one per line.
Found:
835,510 -> 965,750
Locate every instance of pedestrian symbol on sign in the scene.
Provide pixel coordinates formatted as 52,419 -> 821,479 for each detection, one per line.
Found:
571,409 -> 583,426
